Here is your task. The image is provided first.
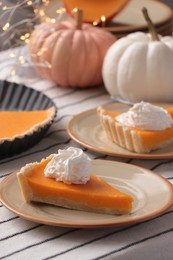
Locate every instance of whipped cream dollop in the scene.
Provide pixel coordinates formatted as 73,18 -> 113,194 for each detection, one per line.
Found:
116,102 -> 173,131
44,147 -> 92,184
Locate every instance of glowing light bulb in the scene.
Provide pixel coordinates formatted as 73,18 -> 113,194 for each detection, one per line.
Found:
18,56 -> 25,64
11,69 -> 16,76
39,9 -> 45,17
2,22 -> 10,31
56,8 -> 66,14
93,20 -> 100,26
101,16 -> 106,27
50,19 -> 56,23
9,53 -> 15,58
27,1 -> 32,6
20,35 -> 25,41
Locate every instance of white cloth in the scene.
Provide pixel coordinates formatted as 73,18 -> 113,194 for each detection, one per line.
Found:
0,46 -> 173,260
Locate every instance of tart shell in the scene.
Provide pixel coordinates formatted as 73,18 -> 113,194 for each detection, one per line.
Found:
97,106 -> 173,154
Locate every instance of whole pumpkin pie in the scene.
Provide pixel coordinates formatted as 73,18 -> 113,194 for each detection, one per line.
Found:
97,102 -> 173,153
0,107 -> 56,143
17,147 -> 133,215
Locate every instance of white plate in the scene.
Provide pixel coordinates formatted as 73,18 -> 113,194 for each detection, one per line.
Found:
0,160 -> 173,227
68,102 -> 173,159
113,0 -> 172,26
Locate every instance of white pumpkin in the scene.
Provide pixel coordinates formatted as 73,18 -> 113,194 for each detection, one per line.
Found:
102,32 -> 173,103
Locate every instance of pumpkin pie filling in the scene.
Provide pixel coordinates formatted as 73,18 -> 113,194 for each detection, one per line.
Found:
0,107 -> 55,142
97,104 -> 173,153
17,148 -> 133,215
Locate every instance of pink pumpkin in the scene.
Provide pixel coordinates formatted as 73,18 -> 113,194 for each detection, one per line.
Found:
28,19 -> 116,88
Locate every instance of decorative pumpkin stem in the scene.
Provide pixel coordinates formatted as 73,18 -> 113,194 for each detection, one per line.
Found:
142,7 -> 160,41
74,8 -> 83,30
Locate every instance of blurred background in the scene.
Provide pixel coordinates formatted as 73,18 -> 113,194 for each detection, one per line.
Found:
163,0 -> 173,8
0,0 -> 173,51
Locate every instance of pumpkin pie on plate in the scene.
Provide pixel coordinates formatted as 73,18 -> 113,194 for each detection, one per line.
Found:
97,102 -> 173,153
17,147 -> 133,215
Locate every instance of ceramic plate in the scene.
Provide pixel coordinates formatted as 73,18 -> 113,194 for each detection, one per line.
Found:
67,102 -> 173,159
44,0 -> 172,33
0,80 -> 57,159
111,0 -> 173,29
1,160 -> 173,228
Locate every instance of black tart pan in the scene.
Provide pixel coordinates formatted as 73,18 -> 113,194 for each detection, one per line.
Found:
0,80 -> 57,159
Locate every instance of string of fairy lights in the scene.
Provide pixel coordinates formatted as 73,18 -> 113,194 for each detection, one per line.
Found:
0,0 -> 106,77
0,0 -> 64,76
1,1 -> 48,46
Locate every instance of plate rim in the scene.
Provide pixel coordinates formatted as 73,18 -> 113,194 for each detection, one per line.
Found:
108,0 -> 173,33
1,160 -> 173,228
106,17 -> 173,34
67,102 -> 173,160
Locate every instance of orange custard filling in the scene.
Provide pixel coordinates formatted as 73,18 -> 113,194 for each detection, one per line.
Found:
0,109 -> 53,140
25,158 -> 133,212
105,108 -> 173,149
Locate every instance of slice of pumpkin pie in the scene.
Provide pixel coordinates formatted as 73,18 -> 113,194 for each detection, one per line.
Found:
17,147 -> 133,215
97,102 -> 173,153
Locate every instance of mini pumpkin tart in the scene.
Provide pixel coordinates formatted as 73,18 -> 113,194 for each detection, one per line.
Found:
17,147 -> 133,215
0,107 -> 56,143
97,102 -> 173,154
